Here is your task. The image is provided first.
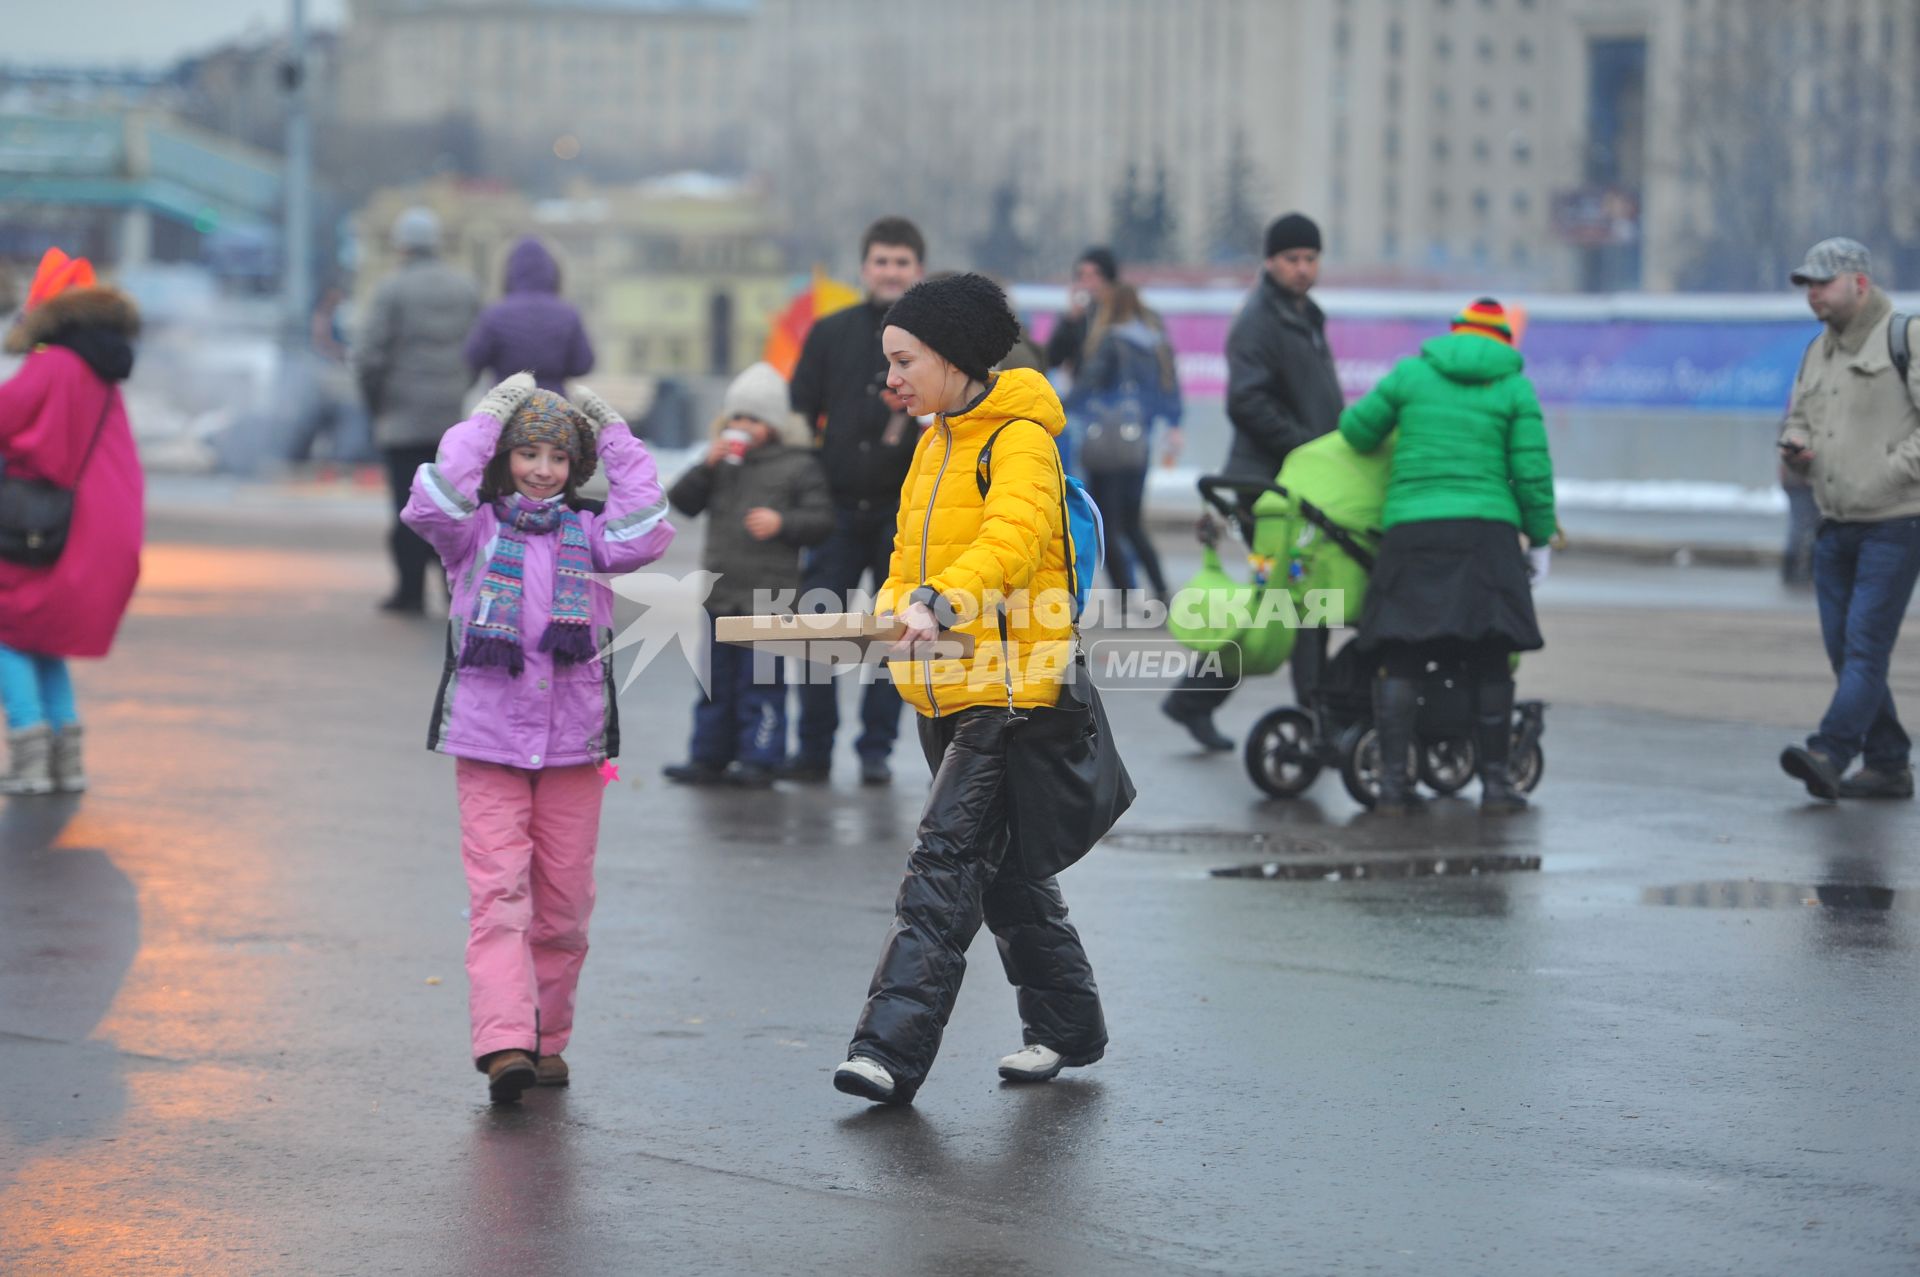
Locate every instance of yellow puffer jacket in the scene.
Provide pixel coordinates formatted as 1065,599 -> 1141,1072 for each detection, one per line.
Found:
878,368 -> 1076,717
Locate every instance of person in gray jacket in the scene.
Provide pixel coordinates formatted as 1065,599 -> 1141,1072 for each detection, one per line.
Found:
355,207 -> 482,613
663,362 -> 834,787
1778,237 -> 1920,801
1162,212 -> 1345,751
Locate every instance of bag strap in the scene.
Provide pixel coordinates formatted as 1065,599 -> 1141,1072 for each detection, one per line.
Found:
974,417 -> 1080,605
1891,312 -> 1912,387
1295,496 -> 1377,572
72,386 -> 115,487
981,417 -> 1080,715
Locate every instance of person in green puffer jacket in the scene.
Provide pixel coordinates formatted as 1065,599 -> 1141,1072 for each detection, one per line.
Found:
1337,297 -> 1557,815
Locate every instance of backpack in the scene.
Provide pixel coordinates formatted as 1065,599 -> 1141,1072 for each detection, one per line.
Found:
975,420 -> 1105,621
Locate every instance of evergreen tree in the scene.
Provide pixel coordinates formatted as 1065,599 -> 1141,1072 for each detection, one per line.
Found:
1209,129 -> 1265,263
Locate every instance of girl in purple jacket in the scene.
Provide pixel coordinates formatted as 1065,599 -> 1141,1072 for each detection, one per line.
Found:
403,372 -> 674,1102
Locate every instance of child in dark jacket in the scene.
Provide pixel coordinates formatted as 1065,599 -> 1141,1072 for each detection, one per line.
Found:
663,362 -> 832,787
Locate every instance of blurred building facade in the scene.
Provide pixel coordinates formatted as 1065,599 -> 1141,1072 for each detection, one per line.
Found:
0,110 -> 283,282
747,0 -> 1916,294
751,0 -> 1311,278
1650,0 -> 1920,292
355,173 -> 788,394
338,0 -> 755,187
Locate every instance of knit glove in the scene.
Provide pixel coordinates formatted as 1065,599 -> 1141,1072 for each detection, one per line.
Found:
571,384 -> 623,434
476,372 -> 536,423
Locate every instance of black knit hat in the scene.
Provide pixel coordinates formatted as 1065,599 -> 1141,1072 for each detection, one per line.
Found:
1264,212 -> 1322,257
882,272 -> 1023,383
1077,245 -> 1119,283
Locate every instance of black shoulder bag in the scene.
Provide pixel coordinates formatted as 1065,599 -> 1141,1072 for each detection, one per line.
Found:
0,389 -> 114,567
980,422 -> 1136,881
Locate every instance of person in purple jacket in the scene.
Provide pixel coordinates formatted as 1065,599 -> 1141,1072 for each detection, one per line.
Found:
403,372 -> 673,1103
463,238 -> 595,394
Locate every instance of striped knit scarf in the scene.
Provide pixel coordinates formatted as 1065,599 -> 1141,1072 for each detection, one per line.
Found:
459,494 -> 596,677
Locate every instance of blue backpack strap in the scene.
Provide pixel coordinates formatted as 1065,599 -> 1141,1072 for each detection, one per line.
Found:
974,421 -> 1015,498
974,417 -> 1081,612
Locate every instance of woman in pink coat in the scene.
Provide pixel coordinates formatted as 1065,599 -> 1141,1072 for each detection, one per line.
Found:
0,249 -> 144,795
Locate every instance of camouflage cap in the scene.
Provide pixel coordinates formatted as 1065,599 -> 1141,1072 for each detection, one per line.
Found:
1789,237 -> 1872,285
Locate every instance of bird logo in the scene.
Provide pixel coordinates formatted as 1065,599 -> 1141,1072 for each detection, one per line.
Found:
591,569 -> 722,696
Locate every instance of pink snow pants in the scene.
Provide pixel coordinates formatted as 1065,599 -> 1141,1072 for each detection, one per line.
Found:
455,758 -> 604,1065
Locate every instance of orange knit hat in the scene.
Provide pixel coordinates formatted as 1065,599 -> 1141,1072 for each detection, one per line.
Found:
24,248 -> 97,312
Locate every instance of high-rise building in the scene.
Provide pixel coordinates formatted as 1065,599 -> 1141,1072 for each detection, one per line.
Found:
337,0 -> 756,183
750,0 -> 1313,274
749,0 -> 1653,289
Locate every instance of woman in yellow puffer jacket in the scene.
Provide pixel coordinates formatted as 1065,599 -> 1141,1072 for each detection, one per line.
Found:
833,274 -> 1107,1106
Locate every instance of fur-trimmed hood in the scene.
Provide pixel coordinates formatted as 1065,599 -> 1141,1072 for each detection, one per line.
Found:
5,285 -> 141,355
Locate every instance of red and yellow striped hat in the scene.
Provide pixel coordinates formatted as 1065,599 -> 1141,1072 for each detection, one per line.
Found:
1451,296 -> 1514,346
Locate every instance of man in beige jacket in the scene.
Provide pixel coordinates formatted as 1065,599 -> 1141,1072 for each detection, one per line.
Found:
1778,237 -> 1920,800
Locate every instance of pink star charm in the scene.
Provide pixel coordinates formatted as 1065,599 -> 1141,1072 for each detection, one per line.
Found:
598,760 -> 621,788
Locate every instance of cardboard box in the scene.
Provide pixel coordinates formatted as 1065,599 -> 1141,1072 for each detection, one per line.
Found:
713,612 -> 975,662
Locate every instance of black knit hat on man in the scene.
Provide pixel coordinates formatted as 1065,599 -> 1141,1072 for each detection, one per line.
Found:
882,272 -> 1023,384
1265,212 -> 1323,258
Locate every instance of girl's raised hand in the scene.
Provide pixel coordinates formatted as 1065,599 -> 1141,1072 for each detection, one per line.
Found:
571,384 -> 623,433
476,371 -> 537,422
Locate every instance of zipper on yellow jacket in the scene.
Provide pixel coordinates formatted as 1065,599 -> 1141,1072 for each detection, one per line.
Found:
917,417 -> 955,717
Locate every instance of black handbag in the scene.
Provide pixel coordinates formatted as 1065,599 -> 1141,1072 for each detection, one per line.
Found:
1080,397 -> 1151,474
1003,654 -> 1136,880
0,391 -> 112,567
995,456 -> 1136,880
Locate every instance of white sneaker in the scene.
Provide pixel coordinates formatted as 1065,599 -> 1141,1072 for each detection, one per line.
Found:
997,1044 -> 1066,1083
833,1056 -> 896,1103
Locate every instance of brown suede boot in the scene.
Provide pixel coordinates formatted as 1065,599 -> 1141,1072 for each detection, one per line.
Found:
483,1049 -> 537,1104
536,1054 -> 570,1087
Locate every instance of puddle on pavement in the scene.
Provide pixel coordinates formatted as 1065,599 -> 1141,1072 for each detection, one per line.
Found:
1644,880 -> 1915,912
1212,852 -> 1541,881
1105,830 -> 1331,858
1102,829 -> 1540,881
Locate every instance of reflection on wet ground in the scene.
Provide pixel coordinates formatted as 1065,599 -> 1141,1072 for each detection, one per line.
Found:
1103,822 -> 1543,880
1645,880 -> 1912,912
5,523 -> 1919,1274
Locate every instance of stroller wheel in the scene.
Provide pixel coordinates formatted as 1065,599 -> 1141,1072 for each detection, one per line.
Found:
1419,738 -> 1478,795
1339,724 -> 1416,808
1245,708 -> 1322,798
1509,737 -> 1546,793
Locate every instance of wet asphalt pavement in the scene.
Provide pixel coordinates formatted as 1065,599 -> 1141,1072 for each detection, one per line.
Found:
1,505 -> 1916,1276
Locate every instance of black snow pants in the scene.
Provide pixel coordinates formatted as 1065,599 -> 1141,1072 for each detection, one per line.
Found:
847,705 -> 1107,1099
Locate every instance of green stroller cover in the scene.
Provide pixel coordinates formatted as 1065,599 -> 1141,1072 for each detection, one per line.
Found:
1251,431 -> 1394,629
1167,542 -> 1297,677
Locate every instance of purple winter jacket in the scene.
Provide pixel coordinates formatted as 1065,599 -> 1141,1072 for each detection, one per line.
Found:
402,408 -> 674,769
463,238 -> 595,394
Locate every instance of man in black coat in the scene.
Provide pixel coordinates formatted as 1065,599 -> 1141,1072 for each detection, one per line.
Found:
1162,212 -> 1345,751
781,217 -> 926,784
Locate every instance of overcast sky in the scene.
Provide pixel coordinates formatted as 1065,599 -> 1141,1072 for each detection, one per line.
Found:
9,0 -> 347,69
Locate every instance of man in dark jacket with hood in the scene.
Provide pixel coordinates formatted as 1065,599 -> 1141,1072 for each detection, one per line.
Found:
1162,212 -> 1345,751
464,237 -> 595,394
781,216 -> 925,785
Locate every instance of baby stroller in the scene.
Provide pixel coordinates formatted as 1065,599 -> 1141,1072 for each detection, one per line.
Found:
1170,434 -> 1546,808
